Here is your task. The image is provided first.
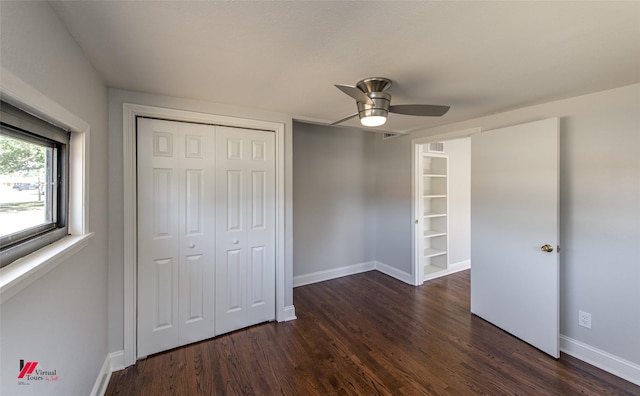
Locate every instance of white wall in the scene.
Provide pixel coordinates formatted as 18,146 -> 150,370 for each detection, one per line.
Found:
292,122 -> 377,279
376,84 -> 640,370
1,2 -> 109,395
440,138 -> 471,266
107,89 -> 294,353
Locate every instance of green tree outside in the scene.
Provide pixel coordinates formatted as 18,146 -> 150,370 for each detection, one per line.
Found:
0,134 -> 46,177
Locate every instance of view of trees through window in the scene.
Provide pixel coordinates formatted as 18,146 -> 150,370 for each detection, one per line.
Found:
0,133 -> 51,238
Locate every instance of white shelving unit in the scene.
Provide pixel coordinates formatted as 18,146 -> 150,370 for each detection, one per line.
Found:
421,154 -> 449,280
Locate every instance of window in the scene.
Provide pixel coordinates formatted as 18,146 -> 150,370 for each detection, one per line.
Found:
1,101 -> 69,267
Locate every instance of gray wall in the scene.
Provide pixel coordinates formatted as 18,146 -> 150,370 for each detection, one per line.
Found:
374,135 -> 414,273
292,130 -> 471,279
293,122 -> 377,277
1,1 -> 109,395
375,84 -> 640,367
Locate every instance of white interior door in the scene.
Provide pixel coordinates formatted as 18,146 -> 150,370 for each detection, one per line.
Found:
471,118 -> 560,358
137,118 -> 216,357
215,126 -> 276,335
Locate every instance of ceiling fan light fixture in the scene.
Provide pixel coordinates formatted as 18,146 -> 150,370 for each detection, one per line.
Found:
358,101 -> 389,127
360,115 -> 387,127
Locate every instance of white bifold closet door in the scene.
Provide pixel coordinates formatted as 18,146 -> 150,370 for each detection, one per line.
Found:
137,118 -> 275,358
215,126 -> 275,335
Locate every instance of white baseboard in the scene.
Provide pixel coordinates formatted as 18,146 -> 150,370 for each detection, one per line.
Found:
374,261 -> 413,284
422,260 -> 471,283
293,261 -> 376,287
90,354 -> 113,396
109,350 -> 125,372
283,305 -> 297,321
560,335 -> 640,386
90,351 -> 125,396
448,260 -> 471,273
293,261 -> 415,288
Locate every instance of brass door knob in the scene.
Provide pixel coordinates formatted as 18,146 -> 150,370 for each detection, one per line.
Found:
541,244 -> 554,253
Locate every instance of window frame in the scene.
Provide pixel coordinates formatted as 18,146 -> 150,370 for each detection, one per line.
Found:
1,101 -> 70,267
0,67 -> 91,303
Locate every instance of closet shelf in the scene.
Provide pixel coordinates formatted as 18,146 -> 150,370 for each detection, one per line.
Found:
421,153 -> 449,283
424,230 -> 447,238
424,264 -> 447,276
424,248 -> 447,258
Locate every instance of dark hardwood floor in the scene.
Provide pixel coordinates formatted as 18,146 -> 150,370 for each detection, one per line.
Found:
106,270 -> 639,395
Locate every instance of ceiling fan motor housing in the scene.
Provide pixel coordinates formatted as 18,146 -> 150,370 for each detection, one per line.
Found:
356,77 -> 392,93
357,91 -> 391,119
356,77 -> 392,119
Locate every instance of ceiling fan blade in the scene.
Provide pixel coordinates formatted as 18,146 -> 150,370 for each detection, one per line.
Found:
335,84 -> 375,105
389,104 -> 450,117
330,113 -> 358,125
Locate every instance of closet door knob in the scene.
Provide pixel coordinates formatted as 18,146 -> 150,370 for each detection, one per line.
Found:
540,244 -> 553,253
188,243 -> 195,248
232,239 -> 239,245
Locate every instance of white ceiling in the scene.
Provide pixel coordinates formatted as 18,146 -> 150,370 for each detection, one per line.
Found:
50,1 -> 640,134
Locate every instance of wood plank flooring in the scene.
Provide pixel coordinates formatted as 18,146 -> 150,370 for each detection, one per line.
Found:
106,270 -> 639,395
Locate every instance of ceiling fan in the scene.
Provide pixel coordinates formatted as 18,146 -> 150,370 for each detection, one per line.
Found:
332,77 -> 450,127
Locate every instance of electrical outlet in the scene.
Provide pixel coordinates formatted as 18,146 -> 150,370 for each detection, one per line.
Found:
578,310 -> 592,329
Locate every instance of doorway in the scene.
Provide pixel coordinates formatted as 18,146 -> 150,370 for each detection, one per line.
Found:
413,136 -> 472,285
412,119 -> 561,358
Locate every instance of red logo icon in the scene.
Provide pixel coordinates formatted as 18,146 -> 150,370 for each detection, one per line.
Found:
18,360 -> 38,379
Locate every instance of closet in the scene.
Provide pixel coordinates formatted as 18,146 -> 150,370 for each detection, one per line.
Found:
421,153 -> 449,278
415,138 -> 471,283
136,118 -> 275,357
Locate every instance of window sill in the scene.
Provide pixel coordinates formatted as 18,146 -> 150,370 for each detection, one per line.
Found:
0,233 -> 94,303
